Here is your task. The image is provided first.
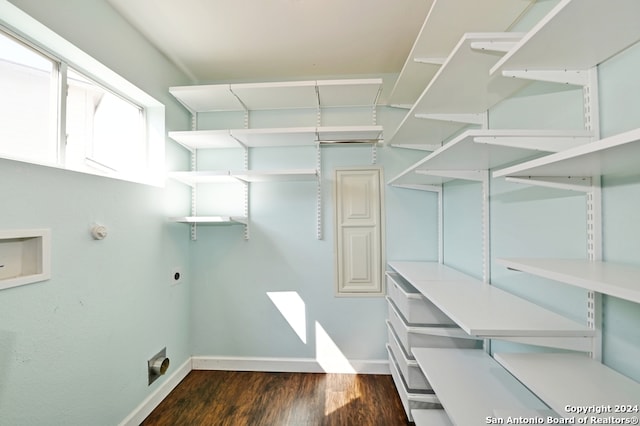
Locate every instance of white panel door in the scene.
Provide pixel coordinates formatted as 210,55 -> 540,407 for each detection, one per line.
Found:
334,168 -> 384,295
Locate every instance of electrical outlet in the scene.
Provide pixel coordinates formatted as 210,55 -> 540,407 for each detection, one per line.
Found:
170,267 -> 183,285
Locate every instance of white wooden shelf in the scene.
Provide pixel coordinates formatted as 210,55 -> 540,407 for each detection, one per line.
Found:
495,352 -> 640,419
169,125 -> 384,150
169,216 -> 248,225
389,261 -> 593,338
497,258 -> 640,305
388,129 -> 592,187
388,0 -> 534,106
169,78 -> 382,113
492,0 -> 640,79
411,409 -> 452,426
386,32 -> 525,147
169,169 -> 318,186
493,127 -> 640,179
412,348 -> 548,425
233,169 -> 318,183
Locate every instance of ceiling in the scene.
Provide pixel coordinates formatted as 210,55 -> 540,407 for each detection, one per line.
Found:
106,0 -> 431,84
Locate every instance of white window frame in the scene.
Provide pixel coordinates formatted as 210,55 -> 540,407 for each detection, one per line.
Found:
0,1 -> 165,186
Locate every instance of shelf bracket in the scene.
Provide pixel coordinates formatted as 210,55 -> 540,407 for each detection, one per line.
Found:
495,336 -> 593,353
504,176 -> 593,192
415,169 -> 485,182
470,40 -> 519,53
414,112 -> 486,125
390,143 -> 442,152
502,69 -> 588,86
473,135 -> 591,152
390,183 -> 442,193
413,56 -> 446,65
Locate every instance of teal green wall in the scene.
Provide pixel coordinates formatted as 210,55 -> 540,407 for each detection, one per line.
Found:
1,1 -> 193,424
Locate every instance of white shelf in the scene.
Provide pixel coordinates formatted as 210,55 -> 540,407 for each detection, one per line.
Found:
414,32 -> 524,112
411,409 -> 452,426
389,0 -> 534,105
497,258 -> 640,305
412,348 -> 548,425
495,352 -> 640,419
169,125 -> 384,150
492,0 -> 640,78
388,129 -> 592,187
169,169 -> 318,186
389,261 -> 593,338
388,261 -> 478,284
387,32 -> 529,147
169,216 -> 248,225
493,127 -> 640,179
168,171 -> 237,187
169,78 -> 382,113
233,169 -> 318,183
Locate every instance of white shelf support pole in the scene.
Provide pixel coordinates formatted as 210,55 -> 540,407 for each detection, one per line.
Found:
438,187 -> 443,265
316,143 -> 323,240
243,145 -> 250,241
481,170 -> 490,285
585,67 -> 602,361
190,113 -> 198,241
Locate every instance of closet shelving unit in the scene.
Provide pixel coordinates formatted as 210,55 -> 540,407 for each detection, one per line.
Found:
168,78 -> 383,239
386,0 -> 640,424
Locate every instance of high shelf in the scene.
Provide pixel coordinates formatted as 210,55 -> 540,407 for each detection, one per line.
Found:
495,352 -> 640,420
168,78 -> 383,239
388,0 -> 534,106
386,32 -> 525,148
491,0 -> 640,82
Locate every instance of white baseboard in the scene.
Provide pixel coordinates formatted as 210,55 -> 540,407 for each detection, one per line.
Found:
118,357 -> 192,426
119,356 -> 389,424
192,356 -> 390,375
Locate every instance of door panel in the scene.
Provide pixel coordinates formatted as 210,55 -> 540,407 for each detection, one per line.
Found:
334,169 -> 383,295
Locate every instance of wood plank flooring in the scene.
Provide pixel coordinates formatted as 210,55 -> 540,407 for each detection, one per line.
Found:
141,370 -> 411,426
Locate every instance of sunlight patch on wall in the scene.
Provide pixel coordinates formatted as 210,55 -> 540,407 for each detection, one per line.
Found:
267,291 -> 307,343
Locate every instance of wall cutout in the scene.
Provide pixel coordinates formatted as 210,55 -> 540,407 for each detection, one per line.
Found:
0,229 -> 51,291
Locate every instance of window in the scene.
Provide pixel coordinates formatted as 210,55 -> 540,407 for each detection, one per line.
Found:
0,8 -> 164,186
0,31 -> 57,164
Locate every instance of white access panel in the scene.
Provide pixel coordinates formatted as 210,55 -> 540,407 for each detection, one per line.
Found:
334,169 -> 383,295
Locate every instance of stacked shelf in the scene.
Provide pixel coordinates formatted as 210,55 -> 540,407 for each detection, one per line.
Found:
388,129 -> 593,189
169,169 -> 318,187
495,352 -> 640,420
412,348 -> 550,425
388,261 -> 592,338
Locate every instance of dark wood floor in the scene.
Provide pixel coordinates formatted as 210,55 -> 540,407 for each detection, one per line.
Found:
141,370 -> 411,426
